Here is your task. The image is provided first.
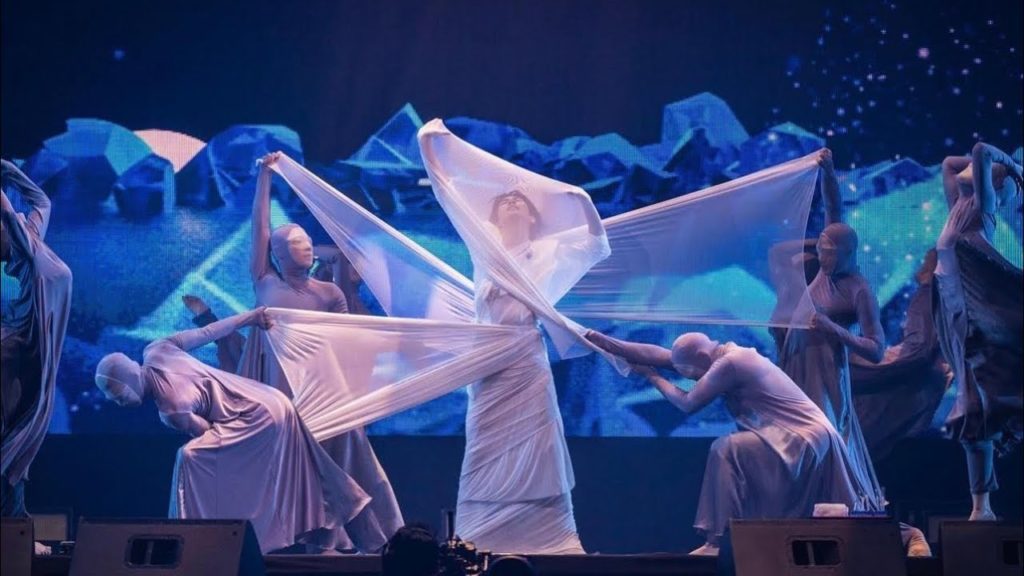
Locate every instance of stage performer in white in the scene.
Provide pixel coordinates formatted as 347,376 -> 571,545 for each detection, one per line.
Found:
587,330 -> 871,556
934,142 -> 1023,520
1,159 -> 72,518
237,152 -> 402,551
419,120 -> 611,554
93,308 -> 371,553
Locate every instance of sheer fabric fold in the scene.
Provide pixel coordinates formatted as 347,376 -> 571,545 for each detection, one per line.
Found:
263,308 -> 533,440
260,145 -> 823,442
271,155 -> 475,322
271,148 -> 820,334
562,153 -> 821,327
417,119 -> 613,361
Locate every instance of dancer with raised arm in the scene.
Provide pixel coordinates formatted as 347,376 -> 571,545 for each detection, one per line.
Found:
419,120 -> 611,554
237,152 -> 402,551
934,143 -> 1023,520
454,188 -> 605,554
94,308 -> 370,553
586,330 -> 866,556
1,159 -> 72,518
180,245 -> 367,374
776,149 -> 887,511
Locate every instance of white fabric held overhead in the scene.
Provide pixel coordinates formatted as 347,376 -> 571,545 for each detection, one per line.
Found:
561,152 -> 821,327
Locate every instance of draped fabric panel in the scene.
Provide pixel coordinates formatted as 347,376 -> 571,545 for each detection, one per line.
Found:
264,308 -> 533,440
272,156 -> 475,323
562,153 -> 821,328
417,119 -> 613,361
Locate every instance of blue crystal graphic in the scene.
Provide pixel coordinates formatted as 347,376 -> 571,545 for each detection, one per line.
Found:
22,119 -> 153,219
843,158 -> 934,202
322,104 -> 429,217
176,125 -> 303,209
446,116 -> 536,160
661,92 -> 750,151
731,122 -> 825,177
112,154 -> 175,219
659,93 -> 751,192
350,103 -> 423,167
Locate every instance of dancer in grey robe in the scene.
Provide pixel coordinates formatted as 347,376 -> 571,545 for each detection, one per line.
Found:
236,152 -> 402,551
776,149 -> 887,510
94,308 -> 371,553
587,330 -> 866,556
1,159 -> 72,517
934,142 -> 1023,520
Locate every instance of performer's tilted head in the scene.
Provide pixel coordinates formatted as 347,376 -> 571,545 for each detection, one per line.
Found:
489,189 -> 541,241
818,222 -> 859,276
670,332 -> 720,379
95,352 -> 144,407
270,223 -> 315,273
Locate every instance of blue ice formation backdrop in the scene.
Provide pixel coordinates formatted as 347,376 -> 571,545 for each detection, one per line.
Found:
2,96 -> 1022,436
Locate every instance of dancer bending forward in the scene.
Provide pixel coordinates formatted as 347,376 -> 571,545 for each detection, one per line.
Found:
94,308 -> 370,553
588,331 -> 869,556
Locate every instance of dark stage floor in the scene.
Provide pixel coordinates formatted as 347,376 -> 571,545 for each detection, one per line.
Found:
28,552 -> 949,576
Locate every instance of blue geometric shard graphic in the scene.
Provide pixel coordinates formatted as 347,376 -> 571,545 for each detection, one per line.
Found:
112,154 -> 176,219
731,121 -> 825,177
843,158 -> 935,202
446,116 -> 537,161
44,118 -> 153,175
661,92 -> 750,153
176,125 -> 303,209
324,104 -> 430,217
350,103 -> 424,167
23,119 -> 154,218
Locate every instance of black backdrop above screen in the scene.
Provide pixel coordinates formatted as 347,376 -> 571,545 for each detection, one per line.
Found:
3,0 -> 1021,163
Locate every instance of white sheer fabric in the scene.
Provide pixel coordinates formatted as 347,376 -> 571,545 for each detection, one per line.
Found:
561,153 -> 821,327
418,119 -> 612,360
262,308 -> 533,441
273,150 -> 819,333
271,155 -> 475,322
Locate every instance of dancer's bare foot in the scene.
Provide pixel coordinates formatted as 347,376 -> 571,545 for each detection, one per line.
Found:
689,542 -> 719,556
969,509 -> 997,521
903,526 -> 931,557
182,294 -> 210,317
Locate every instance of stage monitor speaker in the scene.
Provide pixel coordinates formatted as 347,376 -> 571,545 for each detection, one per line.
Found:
728,518 -> 906,576
1,517 -> 34,576
940,520 -> 1023,576
69,518 -> 265,576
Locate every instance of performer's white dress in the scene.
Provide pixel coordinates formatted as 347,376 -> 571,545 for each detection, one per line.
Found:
457,233 -> 604,554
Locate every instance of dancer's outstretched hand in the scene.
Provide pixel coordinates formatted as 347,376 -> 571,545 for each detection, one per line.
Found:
182,294 -> 210,317
816,148 -> 834,174
258,151 -> 282,168
251,306 -> 274,330
808,311 -> 839,340
584,330 -> 613,351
